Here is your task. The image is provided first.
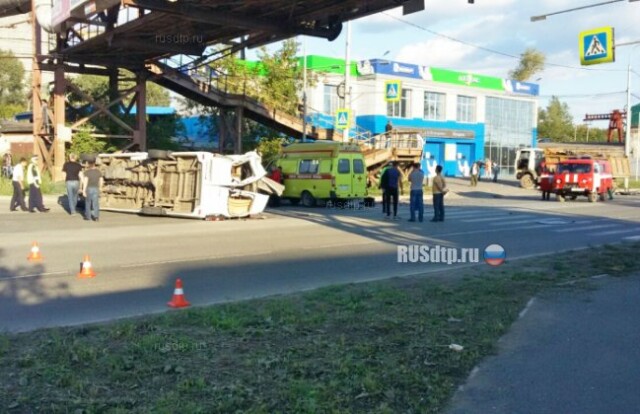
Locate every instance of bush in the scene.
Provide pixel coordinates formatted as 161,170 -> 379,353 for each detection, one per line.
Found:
0,173 -> 64,196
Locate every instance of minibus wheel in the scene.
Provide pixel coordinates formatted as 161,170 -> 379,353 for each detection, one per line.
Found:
301,191 -> 316,207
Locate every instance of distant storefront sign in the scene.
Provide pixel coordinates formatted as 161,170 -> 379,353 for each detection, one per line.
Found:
423,128 -> 475,140
502,80 -> 540,97
356,59 -> 539,96
429,68 -> 503,91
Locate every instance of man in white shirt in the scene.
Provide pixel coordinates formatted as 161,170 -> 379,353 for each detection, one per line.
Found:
10,158 -> 28,211
26,155 -> 49,213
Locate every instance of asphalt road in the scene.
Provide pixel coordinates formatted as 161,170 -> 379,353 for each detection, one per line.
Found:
1,183 -> 639,332
446,273 -> 640,414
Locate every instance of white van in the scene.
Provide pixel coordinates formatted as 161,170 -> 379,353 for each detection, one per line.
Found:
95,150 -> 283,219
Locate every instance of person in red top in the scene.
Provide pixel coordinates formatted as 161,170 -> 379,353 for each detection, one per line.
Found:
270,166 -> 282,184
268,166 -> 283,207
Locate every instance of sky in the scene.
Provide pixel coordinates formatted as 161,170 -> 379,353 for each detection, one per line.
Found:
264,0 -> 640,125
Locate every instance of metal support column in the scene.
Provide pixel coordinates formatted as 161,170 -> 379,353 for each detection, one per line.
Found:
135,73 -> 147,151
52,63 -> 66,181
31,0 -> 43,165
235,106 -> 243,154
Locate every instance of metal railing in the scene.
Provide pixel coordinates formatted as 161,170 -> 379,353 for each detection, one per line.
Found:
157,54 -> 374,140
360,130 -> 425,151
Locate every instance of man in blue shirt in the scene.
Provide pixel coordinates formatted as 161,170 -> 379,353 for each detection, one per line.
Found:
408,163 -> 425,222
381,162 -> 402,220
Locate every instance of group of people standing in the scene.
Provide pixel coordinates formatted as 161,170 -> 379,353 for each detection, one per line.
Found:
62,154 -> 103,221
460,157 -> 500,186
10,155 -> 50,213
379,161 -> 447,223
9,153 -> 103,221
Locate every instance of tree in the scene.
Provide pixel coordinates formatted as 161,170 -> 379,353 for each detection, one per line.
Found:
68,72 -> 177,150
69,125 -> 109,155
0,49 -> 27,119
69,73 -> 170,106
573,124 -> 607,142
256,39 -> 304,114
537,96 -> 574,141
509,48 -> 545,81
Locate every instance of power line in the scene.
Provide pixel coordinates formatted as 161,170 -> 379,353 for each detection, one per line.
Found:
539,90 -> 627,98
381,12 -> 629,73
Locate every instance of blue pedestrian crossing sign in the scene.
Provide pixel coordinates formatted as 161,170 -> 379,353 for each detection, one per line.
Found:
335,108 -> 351,130
579,27 -> 614,66
385,80 -> 402,102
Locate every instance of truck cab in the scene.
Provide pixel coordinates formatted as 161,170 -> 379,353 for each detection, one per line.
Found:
553,158 -> 613,202
515,148 -> 545,189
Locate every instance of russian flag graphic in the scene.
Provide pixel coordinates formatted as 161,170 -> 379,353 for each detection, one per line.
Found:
484,244 -> 506,266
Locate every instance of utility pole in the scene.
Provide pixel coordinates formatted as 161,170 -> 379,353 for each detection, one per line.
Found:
302,36 -> 307,142
344,21 -> 352,143
626,63 -> 631,157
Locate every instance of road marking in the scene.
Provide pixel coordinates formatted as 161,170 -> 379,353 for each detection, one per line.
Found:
518,298 -> 536,319
0,271 -> 68,281
489,217 -> 544,226
623,235 -> 640,242
432,224 -> 552,238
460,215 -> 516,223
119,251 -> 275,269
592,228 -> 640,236
553,223 -> 617,233
302,241 -> 379,250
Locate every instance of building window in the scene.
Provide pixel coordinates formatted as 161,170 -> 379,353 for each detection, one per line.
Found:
323,84 -> 339,115
424,91 -> 446,121
484,96 -> 535,175
387,89 -> 412,118
456,95 -> 476,123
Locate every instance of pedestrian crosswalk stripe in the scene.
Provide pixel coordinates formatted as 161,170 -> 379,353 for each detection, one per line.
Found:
591,228 -> 640,237
553,223 -> 617,233
489,218 -> 544,226
460,214 -> 515,223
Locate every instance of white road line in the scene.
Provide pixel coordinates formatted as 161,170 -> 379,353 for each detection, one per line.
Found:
553,223 -> 617,233
433,224 -> 552,238
119,251 -> 275,269
0,271 -> 68,281
301,241 -> 378,250
623,235 -> 640,242
460,215 -> 515,223
489,217 -> 543,226
442,211 -> 488,218
593,228 -> 640,236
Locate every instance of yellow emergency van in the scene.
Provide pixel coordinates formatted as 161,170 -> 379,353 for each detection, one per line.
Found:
277,142 -> 367,206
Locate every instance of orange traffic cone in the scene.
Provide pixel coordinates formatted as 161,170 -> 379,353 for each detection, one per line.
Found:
77,255 -> 96,278
167,278 -> 190,308
27,242 -> 43,262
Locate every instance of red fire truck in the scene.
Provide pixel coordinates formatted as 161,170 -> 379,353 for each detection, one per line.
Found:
551,158 -> 613,202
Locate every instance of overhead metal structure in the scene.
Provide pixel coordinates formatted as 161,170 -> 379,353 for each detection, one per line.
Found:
1,0 -> 424,179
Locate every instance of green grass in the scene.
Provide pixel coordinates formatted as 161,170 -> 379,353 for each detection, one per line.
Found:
1,242 -> 640,413
0,174 -> 65,196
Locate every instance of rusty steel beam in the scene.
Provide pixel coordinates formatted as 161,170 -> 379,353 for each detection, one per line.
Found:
121,0 -> 343,40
